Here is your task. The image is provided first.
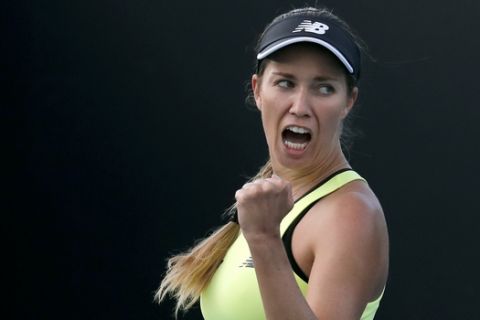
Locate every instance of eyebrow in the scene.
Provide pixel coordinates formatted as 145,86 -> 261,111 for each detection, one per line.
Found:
271,71 -> 340,82
271,71 -> 295,79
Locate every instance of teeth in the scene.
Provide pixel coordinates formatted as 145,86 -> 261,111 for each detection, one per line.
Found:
287,126 -> 310,134
284,140 -> 308,150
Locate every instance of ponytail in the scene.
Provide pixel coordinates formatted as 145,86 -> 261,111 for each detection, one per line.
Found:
155,160 -> 273,315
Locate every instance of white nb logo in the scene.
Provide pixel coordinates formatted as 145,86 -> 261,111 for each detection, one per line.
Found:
293,20 -> 329,34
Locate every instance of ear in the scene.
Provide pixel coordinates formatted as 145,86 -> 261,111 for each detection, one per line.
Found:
341,87 -> 358,119
251,74 -> 262,111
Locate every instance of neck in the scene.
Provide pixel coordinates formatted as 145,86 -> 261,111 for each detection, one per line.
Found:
272,146 -> 350,201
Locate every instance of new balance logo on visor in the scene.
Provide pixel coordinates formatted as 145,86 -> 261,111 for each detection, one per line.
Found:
293,20 -> 329,34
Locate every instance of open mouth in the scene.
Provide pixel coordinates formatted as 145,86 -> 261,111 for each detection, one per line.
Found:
282,126 -> 312,150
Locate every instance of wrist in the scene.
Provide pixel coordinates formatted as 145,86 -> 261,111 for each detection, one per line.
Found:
243,229 -> 282,246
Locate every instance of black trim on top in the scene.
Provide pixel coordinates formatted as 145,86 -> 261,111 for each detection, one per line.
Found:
282,168 -> 353,283
282,201 -> 318,282
294,168 -> 352,204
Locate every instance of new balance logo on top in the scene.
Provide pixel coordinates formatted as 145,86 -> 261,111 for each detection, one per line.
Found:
239,256 -> 254,268
293,20 -> 329,34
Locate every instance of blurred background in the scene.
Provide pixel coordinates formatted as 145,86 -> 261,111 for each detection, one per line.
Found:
9,0 -> 480,319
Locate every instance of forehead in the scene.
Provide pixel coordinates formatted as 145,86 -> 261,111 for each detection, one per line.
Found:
262,43 -> 347,78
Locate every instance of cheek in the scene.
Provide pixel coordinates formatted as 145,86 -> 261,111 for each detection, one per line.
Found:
260,94 -> 283,124
316,100 -> 348,135
259,99 -> 286,146
261,110 -> 278,139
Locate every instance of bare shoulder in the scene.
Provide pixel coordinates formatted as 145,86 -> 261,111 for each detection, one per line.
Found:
294,180 -> 389,300
307,180 -> 386,238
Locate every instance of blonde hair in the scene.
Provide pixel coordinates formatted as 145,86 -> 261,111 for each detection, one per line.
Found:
154,160 -> 273,316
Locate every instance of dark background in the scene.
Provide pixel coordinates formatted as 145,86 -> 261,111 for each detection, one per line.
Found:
9,0 -> 480,319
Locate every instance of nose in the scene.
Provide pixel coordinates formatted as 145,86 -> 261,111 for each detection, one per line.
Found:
288,88 -> 312,118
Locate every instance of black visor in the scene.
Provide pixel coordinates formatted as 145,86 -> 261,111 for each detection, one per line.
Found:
257,15 -> 361,79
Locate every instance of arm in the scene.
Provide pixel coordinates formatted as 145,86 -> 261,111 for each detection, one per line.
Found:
235,177 -> 388,320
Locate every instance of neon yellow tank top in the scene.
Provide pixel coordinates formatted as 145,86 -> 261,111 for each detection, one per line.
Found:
200,170 -> 384,320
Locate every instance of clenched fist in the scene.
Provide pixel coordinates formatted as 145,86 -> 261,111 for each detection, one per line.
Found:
235,175 -> 294,240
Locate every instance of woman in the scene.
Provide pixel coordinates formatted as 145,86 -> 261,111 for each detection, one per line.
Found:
156,7 -> 389,320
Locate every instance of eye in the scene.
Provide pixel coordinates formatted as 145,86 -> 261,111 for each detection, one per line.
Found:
275,79 -> 294,88
317,84 -> 335,95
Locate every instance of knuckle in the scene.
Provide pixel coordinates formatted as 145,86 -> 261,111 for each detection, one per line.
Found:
235,190 -> 244,201
261,181 -> 273,191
